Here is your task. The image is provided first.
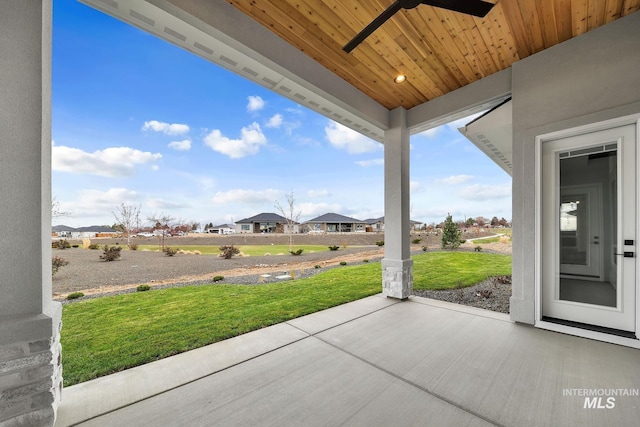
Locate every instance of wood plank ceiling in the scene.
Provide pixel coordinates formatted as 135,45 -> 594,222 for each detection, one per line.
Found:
227,0 -> 640,110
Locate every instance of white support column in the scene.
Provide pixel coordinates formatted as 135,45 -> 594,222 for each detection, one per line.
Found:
0,1 -> 62,426
381,107 -> 413,299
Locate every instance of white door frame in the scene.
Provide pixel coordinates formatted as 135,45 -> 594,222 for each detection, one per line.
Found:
534,114 -> 640,348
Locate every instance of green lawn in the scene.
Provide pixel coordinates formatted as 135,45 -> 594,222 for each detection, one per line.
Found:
135,244 -> 336,255
412,252 -> 511,290
61,251 -> 511,386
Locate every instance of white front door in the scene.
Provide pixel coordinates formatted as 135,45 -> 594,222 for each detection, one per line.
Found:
542,124 -> 636,332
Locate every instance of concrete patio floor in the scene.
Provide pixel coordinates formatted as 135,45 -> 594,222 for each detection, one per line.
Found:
55,295 -> 640,426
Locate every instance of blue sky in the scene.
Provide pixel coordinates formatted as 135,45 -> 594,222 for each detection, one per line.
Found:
52,1 -> 511,229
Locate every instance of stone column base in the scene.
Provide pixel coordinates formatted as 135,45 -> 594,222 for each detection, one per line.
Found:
0,305 -> 62,427
382,258 -> 413,299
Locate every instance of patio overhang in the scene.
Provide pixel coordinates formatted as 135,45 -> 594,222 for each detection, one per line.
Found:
458,98 -> 513,176
2,1 -> 640,424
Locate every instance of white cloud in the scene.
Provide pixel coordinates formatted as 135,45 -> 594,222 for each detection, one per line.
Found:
298,202 -> 343,218
247,96 -> 265,112
325,122 -> 382,154
142,120 -> 190,135
203,122 -> 267,159
307,189 -> 330,197
52,145 -> 162,177
265,114 -> 283,128
355,158 -> 384,167
212,188 -> 282,204
458,184 -> 511,201
147,198 -> 187,210
168,139 -> 191,151
410,181 -> 425,193
66,188 -> 140,217
437,175 -> 474,185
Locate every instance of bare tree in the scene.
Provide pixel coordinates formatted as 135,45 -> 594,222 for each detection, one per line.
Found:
113,203 -> 142,247
147,212 -> 175,250
275,191 -> 301,253
52,196 -> 70,218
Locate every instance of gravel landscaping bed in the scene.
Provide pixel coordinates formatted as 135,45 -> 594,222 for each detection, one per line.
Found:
52,245 -> 385,298
55,241 -> 512,314
412,277 -> 512,314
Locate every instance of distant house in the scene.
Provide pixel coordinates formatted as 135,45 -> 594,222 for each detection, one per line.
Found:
361,217 -> 421,232
235,213 -> 299,234
76,226 -> 118,238
305,213 -> 366,233
51,225 -> 118,239
51,224 -> 76,239
363,217 -> 384,232
208,224 -> 236,234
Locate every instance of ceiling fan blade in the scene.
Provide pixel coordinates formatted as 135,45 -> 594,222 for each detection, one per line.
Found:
422,0 -> 495,18
343,1 -> 402,53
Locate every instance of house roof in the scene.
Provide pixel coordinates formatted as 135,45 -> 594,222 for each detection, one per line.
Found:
211,224 -> 235,229
76,226 -> 117,233
236,213 -> 288,224
227,1 -> 640,112
306,213 -> 365,224
362,217 -> 421,225
52,225 -> 77,232
83,1 -> 639,145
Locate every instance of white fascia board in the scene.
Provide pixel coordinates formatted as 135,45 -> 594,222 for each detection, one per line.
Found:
458,100 -> 513,175
80,0 -> 388,141
407,68 -> 512,135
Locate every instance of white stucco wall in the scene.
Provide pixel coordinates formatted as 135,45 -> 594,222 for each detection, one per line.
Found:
510,11 -> 640,324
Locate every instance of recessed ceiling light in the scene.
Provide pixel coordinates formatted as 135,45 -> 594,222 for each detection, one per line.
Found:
394,74 -> 407,84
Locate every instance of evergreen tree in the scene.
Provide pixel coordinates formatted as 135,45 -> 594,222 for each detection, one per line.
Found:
441,213 -> 462,249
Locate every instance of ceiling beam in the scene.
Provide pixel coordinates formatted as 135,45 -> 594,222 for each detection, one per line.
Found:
407,67 -> 512,134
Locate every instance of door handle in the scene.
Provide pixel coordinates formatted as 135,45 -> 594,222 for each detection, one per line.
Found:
614,252 -> 635,258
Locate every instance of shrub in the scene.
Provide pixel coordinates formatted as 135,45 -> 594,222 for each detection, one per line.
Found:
57,239 -> 71,250
363,259 -> 369,263
163,247 -> 178,257
314,265 -> 321,269
460,239 -> 467,244
477,289 -> 492,299
51,256 -> 69,276
290,248 -> 304,256
375,241 -> 385,246
51,241 -> 60,249
212,275 -> 224,282
72,244 -> 79,248
219,245 -> 240,259
100,245 -> 122,262
328,245 -> 340,251
339,261 -> 347,266
441,214 -> 462,249
66,292 -> 84,300
421,245 -> 428,252
128,243 -> 139,251
136,284 -> 151,292
87,243 -> 100,250
474,245 -> 483,252
412,238 -> 422,244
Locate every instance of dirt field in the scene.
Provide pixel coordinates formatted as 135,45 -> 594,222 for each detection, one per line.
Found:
52,231 -> 507,300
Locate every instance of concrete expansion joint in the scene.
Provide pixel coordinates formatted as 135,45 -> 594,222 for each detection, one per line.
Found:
284,298 -> 403,338
312,333 -> 505,427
